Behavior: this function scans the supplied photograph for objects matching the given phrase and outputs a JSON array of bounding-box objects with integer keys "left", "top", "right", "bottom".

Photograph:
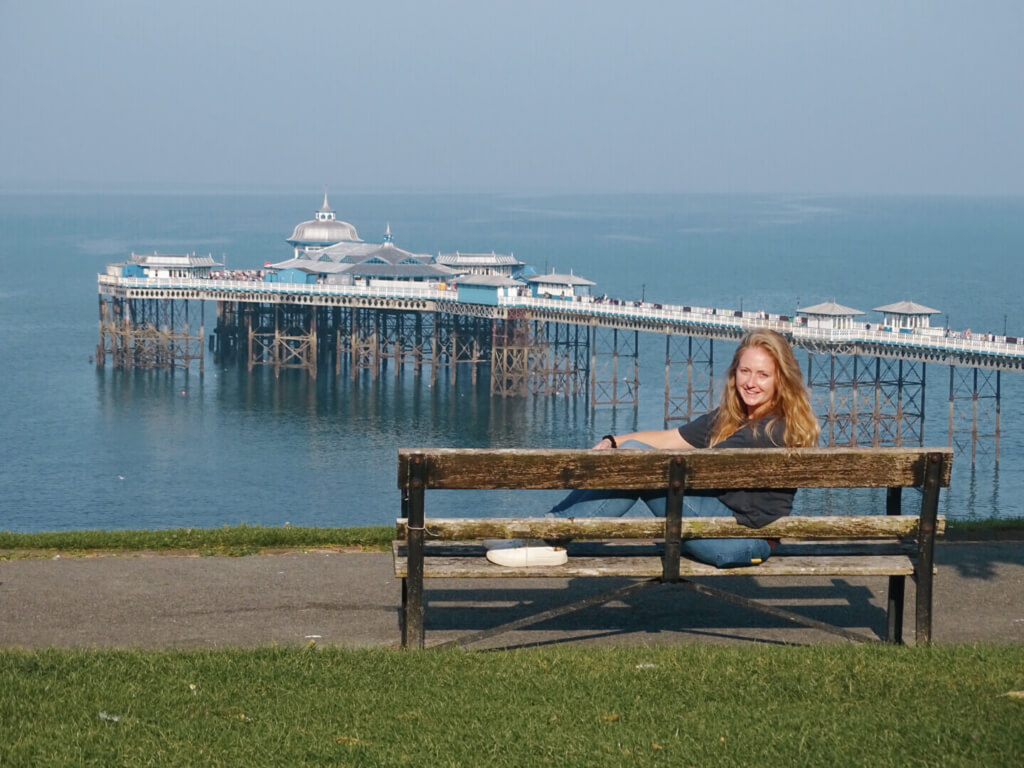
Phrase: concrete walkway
[{"left": 2, "top": 541, "right": 1022, "bottom": 650}]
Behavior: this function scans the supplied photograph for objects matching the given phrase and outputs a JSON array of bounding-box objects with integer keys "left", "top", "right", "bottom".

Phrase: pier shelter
[
  {"left": 455, "top": 275, "right": 524, "bottom": 305},
  {"left": 797, "top": 301, "right": 864, "bottom": 330},
  {"left": 874, "top": 301, "right": 941, "bottom": 333},
  {"left": 526, "top": 271, "right": 596, "bottom": 298}
]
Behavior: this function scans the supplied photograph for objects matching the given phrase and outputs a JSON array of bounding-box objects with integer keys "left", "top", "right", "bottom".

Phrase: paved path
[{"left": 2, "top": 541, "right": 1022, "bottom": 650}]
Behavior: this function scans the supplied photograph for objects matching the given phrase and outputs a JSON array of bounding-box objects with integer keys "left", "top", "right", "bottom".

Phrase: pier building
[
  {"left": 108, "top": 251, "right": 221, "bottom": 280},
  {"left": 268, "top": 227, "right": 459, "bottom": 287},
  {"left": 436, "top": 251, "right": 526, "bottom": 279},
  {"left": 526, "top": 271, "right": 597, "bottom": 298},
  {"left": 873, "top": 301, "right": 941, "bottom": 332},
  {"left": 797, "top": 301, "right": 863, "bottom": 330},
  {"left": 95, "top": 197, "right": 1024, "bottom": 465},
  {"left": 286, "top": 190, "right": 362, "bottom": 258}
]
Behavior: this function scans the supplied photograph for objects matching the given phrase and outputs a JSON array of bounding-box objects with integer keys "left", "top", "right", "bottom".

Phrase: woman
[{"left": 486, "top": 328, "right": 821, "bottom": 568}]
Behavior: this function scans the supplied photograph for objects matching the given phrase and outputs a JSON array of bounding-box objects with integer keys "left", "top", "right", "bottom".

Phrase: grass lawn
[
  {"left": 1, "top": 522, "right": 1023, "bottom": 765},
  {"left": 2, "top": 645, "right": 1023, "bottom": 767},
  {"left": 0, "top": 525, "right": 394, "bottom": 558}
]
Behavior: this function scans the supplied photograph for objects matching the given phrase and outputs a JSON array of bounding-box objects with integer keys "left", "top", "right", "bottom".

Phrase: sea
[{"left": 1, "top": 191, "right": 1023, "bottom": 533}]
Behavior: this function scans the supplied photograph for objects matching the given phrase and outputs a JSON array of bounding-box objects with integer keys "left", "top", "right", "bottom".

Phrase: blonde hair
[{"left": 710, "top": 328, "right": 821, "bottom": 448}]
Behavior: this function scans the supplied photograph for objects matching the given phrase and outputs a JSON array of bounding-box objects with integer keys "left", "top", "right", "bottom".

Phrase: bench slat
[
  {"left": 393, "top": 549, "right": 917, "bottom": 579},
  {"left": 396, "top": 515, "right": 944, "bottom": 540},
  {"left": 398, "top": 447, "right": 952, "bottom": 490}
]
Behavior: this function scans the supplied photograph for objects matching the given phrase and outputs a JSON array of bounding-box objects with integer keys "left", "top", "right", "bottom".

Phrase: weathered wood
[
  {"left": 663, "top": 458, "right": 686, "bottom": 582},
  {"left": 402, "top": 456, "right": 427, "bottom": 649},
  {"left": 915, "top": 449, "right": 945, "bottom": 645},
  {"left": 397, "top": 447, "right": 953, "bottom": 491},
  {"left": 395, "top": 515, "right": 945, "bottom": 541},
  {"left": 389, "top": 540, "right": 913, "bottom": 561},
  {"left": 393, "top": 539, "right": 916, "bottom": 559},
  {"left": 392, "top": 549, "right": 917, "bottom": 579}
]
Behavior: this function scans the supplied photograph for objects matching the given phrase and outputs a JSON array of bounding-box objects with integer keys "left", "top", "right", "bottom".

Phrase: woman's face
[{"left": 734, "top": 346, "right": 777, "bottom": 418}]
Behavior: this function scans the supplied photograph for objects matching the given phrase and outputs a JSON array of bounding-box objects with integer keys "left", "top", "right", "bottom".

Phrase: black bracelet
[{"left": 601, "top": 434, "right": 618, "bottom": 448}]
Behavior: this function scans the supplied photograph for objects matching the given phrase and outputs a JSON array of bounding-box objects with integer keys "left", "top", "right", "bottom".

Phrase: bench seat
[{"left": 393, "top": 540, "right": 920, "bottom": 579}]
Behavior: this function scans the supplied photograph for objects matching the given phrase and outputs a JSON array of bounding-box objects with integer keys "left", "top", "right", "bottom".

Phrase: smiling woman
[{"left": 486, "top": 329, "right": 822, "bottom": 569}]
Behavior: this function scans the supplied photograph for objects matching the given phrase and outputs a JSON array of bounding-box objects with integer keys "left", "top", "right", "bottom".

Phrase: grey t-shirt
[{"left": 677, "top": 409, "right": 795, "bottom": 529}]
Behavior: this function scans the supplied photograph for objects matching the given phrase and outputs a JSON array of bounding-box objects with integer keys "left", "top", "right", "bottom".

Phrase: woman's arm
[{"left": 594, "top": 429, "right": 696, "bottom": 450}]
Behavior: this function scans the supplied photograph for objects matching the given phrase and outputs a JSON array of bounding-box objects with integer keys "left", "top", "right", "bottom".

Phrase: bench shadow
[{"left": 421, "top": 576, "right": 890, "bottom": 648}]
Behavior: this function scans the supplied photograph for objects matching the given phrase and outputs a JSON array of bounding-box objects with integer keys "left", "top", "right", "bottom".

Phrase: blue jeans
[{"left": 547, "top": 440, "right": 773, "bottom": 568}]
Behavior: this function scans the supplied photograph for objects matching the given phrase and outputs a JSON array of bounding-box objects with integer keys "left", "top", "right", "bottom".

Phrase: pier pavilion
[
  {"left": 797, "top": 301, "right": 864, "bottom": 330},
  {"left": 874, "top": 301, "right": 942, "bottom": 332},
  {"left": 268, "top": 226, "right": 460, "bottom": 287},
  {"left": 285, "top": 190, "right": 362, "bottom": 258}
]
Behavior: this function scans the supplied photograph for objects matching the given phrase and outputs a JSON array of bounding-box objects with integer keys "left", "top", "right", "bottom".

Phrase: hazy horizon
[{"left": 2, "top": 1, "right": 1022, "bottom": 196}]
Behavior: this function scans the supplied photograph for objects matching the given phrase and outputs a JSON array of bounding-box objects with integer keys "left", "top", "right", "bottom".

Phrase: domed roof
[
  {"left": 287, "top": 219, "right": 361, "bottom": 246},
  {"left": 286, "top": 191, "right": 362, "bottom": 246}
]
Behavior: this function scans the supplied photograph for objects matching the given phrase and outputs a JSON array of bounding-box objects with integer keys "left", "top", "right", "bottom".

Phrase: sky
[{"left": 1, "top": 0, "right": 1022, "bottom": 195}]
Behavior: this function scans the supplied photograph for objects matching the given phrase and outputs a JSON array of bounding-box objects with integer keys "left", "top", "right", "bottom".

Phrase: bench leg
[
  {"left": 886, "top": 575, "right": 905, "bottom": 644},
  {"left": 915, "top": 567, "right": 934, "bottom": 645},
  {"left": 402, "top": 457, "right": 427, "bottom": 650},
  {"left": 913, "top": 451, "right": 945, "bottom": 646},
  {"left": 401, "top": 576, "right": 425, "bottom": 650}
]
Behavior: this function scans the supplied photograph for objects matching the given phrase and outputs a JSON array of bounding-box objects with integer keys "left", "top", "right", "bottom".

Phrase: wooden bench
[{"left": 395, "top": 447, "right": 952, "bottom": 649}]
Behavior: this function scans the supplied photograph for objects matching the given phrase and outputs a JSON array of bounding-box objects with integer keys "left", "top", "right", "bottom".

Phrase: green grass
[
  {"left": 2, "top": 645, "right": 1023, "bottom": 767},
  {"left": 0, "top": 524, "right": 393, "bottom": 558},
  {"left": 946, "top": 517, "right": 1024, "bottom": 539}
]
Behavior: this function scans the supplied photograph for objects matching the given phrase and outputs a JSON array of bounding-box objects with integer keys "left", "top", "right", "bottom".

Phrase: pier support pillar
[
  {"left": 949, "top": 366, "right": 1001, "bottom": 466},
  {"left": 247, "top": 303, "right": 316, "bottom": 377},
  {"left": 664, "top": 334, "right": 714, "bottom": 428},
  {"left": 530, "top": 321, "right": 587, "bottom": 396},
  {"left": 96, "top": 295, "right": 203, "bottom": 372},
  {"left": 807, "top": 352, "right": 925, "bottom": 448},
  {"left": 590, "top": 326, "right": 640, "bottom": 409},
  {"left": 490, "top": 311, "right": 535, "bottom": 397}
]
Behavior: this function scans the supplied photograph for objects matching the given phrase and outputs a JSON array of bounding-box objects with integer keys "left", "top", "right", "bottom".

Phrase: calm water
[{"left": 1, "top": 192, "right": 1023, "bottom": 532}]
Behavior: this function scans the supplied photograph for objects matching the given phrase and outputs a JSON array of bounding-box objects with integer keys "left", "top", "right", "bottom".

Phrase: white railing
[
  {"left": 98, "top": 274, "right": 449, "bottom": 301},
  {"left": 97, "top": 274, "right": 1024, "bottom": 361},
  {"left": 503, "top": 295, "right": 1024, "bottom": 358}
]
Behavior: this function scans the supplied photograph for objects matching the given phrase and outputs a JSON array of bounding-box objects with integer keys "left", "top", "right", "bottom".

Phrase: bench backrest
[{"left": 398, "top": 447, "right": 952, "bottom": 491}]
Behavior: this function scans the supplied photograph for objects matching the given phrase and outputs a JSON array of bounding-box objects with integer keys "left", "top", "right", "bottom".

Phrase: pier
[{"left": 96, "top": 274, "right": 1022, "bottom": 464}]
